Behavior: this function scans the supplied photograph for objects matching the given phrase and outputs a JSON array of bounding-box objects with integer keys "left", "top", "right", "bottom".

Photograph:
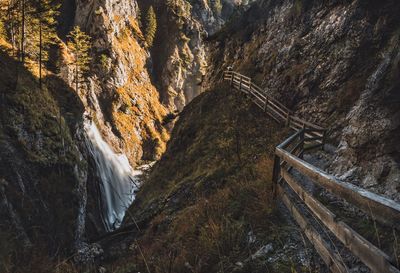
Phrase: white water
[{"left": 84, "top": 121, "right": 141, "bottom": 231}]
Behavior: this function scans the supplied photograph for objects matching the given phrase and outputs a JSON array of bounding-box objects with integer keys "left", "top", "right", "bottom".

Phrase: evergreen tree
[
  {"left": 3, "top": 0, "right": 21, "bottom": 55},
  {"left": 2, "top": 0, "right": 59, "bottom": 70},
  {"left": 31, "top": 0, "right": 60, "bottom": 87},
  {"left": 212, "top": 0, "right": 222, "bottom": 15},
  {"left": 145, "top": 6, "right": 157, "bottom": 48},
  {"left": 67, "top": 26, "right": 91, "bottom": 94}
]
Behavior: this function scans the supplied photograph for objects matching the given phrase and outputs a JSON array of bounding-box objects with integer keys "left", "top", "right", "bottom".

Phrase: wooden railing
[{"left": 223, "top": 70, "right": 400, "bottom": 273}]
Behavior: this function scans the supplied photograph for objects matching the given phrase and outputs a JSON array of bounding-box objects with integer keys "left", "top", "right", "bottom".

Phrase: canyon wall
[{"left": 205, "top": 0, "right": 400, "bottom": 200}]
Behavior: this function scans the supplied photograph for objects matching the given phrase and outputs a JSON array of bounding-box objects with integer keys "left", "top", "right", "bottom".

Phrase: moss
[
  {"left": 107, "top": 21, "right": 169, "bottom": 163},
  {"left": 0, "top": 40, "right": 85, "bottom": 271},
  {"left": 108, "top": 84, "right": 302, "bottom": 273}
]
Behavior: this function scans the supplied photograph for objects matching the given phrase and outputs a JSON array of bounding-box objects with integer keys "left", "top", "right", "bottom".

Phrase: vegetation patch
[{"left": 98, "top": 84, "right": 318, "bottom": 273}]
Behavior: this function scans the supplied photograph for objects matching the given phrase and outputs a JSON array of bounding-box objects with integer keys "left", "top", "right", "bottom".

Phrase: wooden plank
[
  {"left": 267, "top": 104, "right": 287, "bottom": 121},
  {"left": 241, "top": 78, "right": 251, "bottom": 85},
  {"left": 277, "top": 129, "right": 304, "bottom": 149},
  {"left": 250, "top": 88, "right": 267, "bottom": 101},
  {"left": 268, "top": 99, "right": 288, "bottom": 117},
  {"left": 290, "top": 140, "right": 304, "bottom": 155},
  {"left": 303, "top": 143, "right": 324, "bottom": 151},
  {"left": 290, "top": 124, "right": 303, "bottom": 132},
  {"left": 281, "top": 170, "right": 400, "bottom": 273},
  {"left": 233, "top": 78, "right": 242, "bottom": 85},
  {"left": 269, "top": 97, "right": 291, "bottom": 114},
  {"left": 290, "top": 119, "right": 303, "bottom": 128},
  {"left": 224, "top": 72, "right": 233, "bottom": 77},
  {"left": 305, "top": 130, "right": 324, "bottom": 138},
  {"left": 304, "top": 133, "right": 323, "bottom": 142},
  {"left": 281, "top": 140, "right": 304, "bottom": 169},
  {"left": 291, "top": 116, "right": 324, "bottom": 131},
  {"left": 276, "top": 148, "right": 400, "bottom": 228},
  {"left": 253, "top": 99, "right": 265, "bottom": 110},
  {"left": 251, "top": 87, "right": 267, "bottom": 99},
  {"left": 238, "top": 74, "right": 251, "bottom": 81},
  {"left": 252, "top": 84, "right": 265, "bottom": 94},
  {"left": 240, "top": 85, "right": 251, "bottom": 93},
  {"left": 278, "top": 185, "right": 348, "bottom": 273},
  {"left": 305, "top": 136, "right": 324, "bottom": 142},
  {"left": 267, "top": 111, "right": 283, "bottom": 124}
]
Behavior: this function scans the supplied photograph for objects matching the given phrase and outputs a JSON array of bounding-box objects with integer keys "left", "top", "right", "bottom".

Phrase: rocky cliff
[
  {"left": 0, "top": 0, "right": 172, "bottom": 270},
  {"left": 206, "top": 0, "right": 400, "bottom": 200},
  {"left": 0, "top": 38, "right": 91, "bottom": 271},
  {"left": 0, "top": 0, "right": 399, "bottom": 272},
  {"left": 67, "top": 0, "right": 169, "bottom": 164},
  {"left": 138, "top": 0, "right": 255, "bottom": 111}
]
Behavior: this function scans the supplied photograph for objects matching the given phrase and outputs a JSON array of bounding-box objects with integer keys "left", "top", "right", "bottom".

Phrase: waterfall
[{"left": 84, "top": 121, "right": 140, "bottom": 231}]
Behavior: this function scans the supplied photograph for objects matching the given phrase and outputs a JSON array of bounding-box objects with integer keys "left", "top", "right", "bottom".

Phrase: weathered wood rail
[{"left": 223, "top": 70, "right": 400, "bottom": 273}]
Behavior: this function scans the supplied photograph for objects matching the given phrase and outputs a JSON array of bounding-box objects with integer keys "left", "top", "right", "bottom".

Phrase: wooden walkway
[{"left": 223, "top": 70, "right": 400, "bottom": 273}]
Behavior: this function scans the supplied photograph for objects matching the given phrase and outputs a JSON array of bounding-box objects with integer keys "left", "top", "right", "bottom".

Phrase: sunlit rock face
[
  {"left": 65, "top": 0, "right": 168, "bottom": 165},
  {"left": 205, "top": 0, "right": 400, "bottom": 199},
  {"left": 138, "top": 0, "right": 256, "bottom": 111}
]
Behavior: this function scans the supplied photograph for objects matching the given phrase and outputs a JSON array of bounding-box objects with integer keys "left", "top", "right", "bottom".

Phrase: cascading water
[{"left": 84, "top": 120, "right": 141, "bottom": 231}]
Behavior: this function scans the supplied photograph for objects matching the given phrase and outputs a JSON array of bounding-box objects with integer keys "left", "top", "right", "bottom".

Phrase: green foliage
[
  {"left": 212, "top": 0, "right": 223, "bottom": 15},
  {"left": 67, "top": 26, "right": 91, "bottom": 92},
  {"left": 99, "top": 53, "right": 109, "bottom": 70},
  {"left": 1, "top": 0, "right": 60, "bottom": 63},
  {"left": 145, "top": 6, "right": 157, "bottom": 48}
]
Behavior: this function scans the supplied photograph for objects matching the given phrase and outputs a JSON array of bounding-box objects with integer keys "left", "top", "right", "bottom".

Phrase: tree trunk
[
  {"left": 39, "top": 21, "right": 42, "bottom": 88},
  {"left": 20, "top": 0, "right": 25, "bottom": 63},
  {"left": 7, "top": 0, "right": 16, "bottom": 56},
  {"left": 75, "top": 63, "right": 79, "bottom": 93}
]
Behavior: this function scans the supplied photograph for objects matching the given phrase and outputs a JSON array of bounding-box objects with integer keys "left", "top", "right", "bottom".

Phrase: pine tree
[
  {"left": 213, "top": 0, "right": 222, "bottom": 15},
  {"left": 145, "top": 6, "right": 157, "bottom": 48},
  {"left": 67, "top": 26, "right": 91, "bottom": 94},
  {"left": 3, "top": 0, "right": 22, "bottom": 56},
  {"left": 2, "top": 0, "right": 59, "bottom": 72},
  {"left": 31, "top": 0, "right": 60, "bottom": 87}
]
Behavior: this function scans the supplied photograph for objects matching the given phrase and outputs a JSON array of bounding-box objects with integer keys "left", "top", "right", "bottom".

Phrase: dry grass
[{"left": 104, "top": 85, "right": 295, "bottom": 273}]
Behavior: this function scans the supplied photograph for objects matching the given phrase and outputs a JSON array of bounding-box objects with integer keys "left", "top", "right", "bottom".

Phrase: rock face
[
  {"left": 137, "top": 0, "right": 254, "bottom": 111},
  {"left": 205, "top": 0, "right": 400, "bottom": 199},
  {"left": 65, "top": 0, "right": 169, "bottom": 164},
  {"left": 0, "top": 47, "right": 91, "bottom": 267}
]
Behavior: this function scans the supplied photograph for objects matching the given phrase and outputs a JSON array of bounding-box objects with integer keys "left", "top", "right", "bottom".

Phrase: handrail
[{"left": 223, "top": 70, "right": 400, "bottom": 273}]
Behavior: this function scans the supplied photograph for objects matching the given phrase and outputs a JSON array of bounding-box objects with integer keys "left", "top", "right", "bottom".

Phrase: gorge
[{"left": 0, "top": 0, "right": 399, "bottom": 273}]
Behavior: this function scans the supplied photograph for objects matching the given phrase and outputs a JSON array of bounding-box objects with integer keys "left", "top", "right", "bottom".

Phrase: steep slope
[
  {"left": 101, "top": 85, "right": 326, "bottom": 273},
  {"left": 137, "top": 0, "right": 256, "bottom": 111},
  {"left": 0, "top": 0, "right": 172, "bottom": 270},
  {"left": 206, "top": 0, "right": 400, "bottom": 199},
  {"left": 0, "top": 41, "right": 90, "bottom": 272},
  {"left": 66, "top": 0, "right": 169, "bottom": 164}
]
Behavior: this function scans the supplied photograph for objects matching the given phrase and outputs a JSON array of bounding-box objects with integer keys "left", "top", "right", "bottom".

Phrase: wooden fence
[{"left": 223, "top": 70, "right": 400, "bottom": 273}]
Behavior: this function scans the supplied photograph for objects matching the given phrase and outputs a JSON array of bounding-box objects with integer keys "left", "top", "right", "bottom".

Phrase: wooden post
[
  {"left": 286, "top": 111, "right": 291, "bottom": 127},
  {"left": 322, "top": 130, "right": 327, "bottom": 150},
  {"left": 230, "top": 72, "right": 234, "bottom": 86},
  {"left": 272, "top": 154, "right": 281, "bottom": 199},
  {"left": 300, "top": 127, "right": 305, "bottom": 159},
  {"left": 264, "top": 96, "right": 269, "bottom": 112}
]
